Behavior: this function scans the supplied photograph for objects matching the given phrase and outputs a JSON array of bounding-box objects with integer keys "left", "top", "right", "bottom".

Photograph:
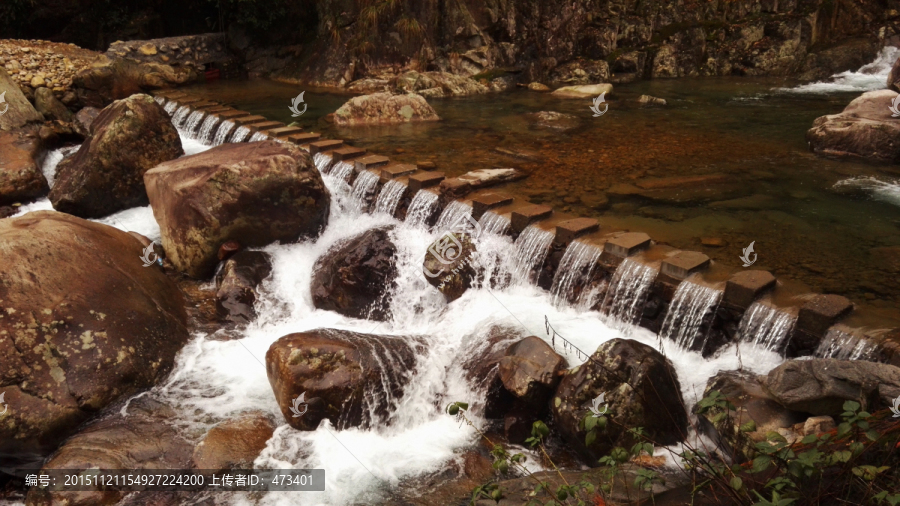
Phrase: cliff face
[{"left": 268, "top": 0, "right": 897, "bottom": 86}]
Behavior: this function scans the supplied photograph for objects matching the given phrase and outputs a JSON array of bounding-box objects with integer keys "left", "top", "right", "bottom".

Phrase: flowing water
[
  {"left": 349, "top": 171, "right": 380, "bottom": 213},
  {"left": 405, "top": 190, "right": 439, "bottom": 228},
  {"left": 737, "top": 302, "right": 797, "bottom": 353},
  {"left": 212, "top": 120, "right": 235, "bottom": 145},
  {"left": 314, "top": 152, "right": 334, "bottom": 173},
  {"left": 170, "top": 105, "right": 191, "bottom": 128},
  {"left": 330, "top": 161, "right": 355, "bottom": 182},
  {"left": 600, "top": 258, "right": 658, "bottom": 333},
  {"left": 659, "top": 281, "right": 723, "bottom": 350},
  {"left": 550, "top": 241, "right": 603, "bottom": 306},
  {"left": 778, "top": 46, "right": 900, "bottom": 94},
  {"left": 815, "top": 327, "right": 880, "bottom": 361},
  {"left": 249, "top": 131, "right": 269, "bottom": 142},
  {"left": 196, "top": 115, "right": 221, "bottom": 143},
  {"left": 40, "top": 145, "right": 78, "bottom": 188},
  {"left": 163, "top": 101, "right": 178, "bottom": 115},
  {"left": 434, "top": 201, "right": 473, "bottom": 231},
  {"left": 229, "top": 126, "right": 251, "bottom": 143},
  {"left": 511, "top": 225, "right": 555, "bottom": 285},
  {"left": 182, "top": 110, "right": 207, "bottom": 136},
  {"left": 154, "top": 96, "right": 166, "bottom": 105},
  {"left": 478, "top": 211, "right": 511, "bottom": 236},
  {"left": 373, "top": 179, "right": 407, "bottom": 217}
]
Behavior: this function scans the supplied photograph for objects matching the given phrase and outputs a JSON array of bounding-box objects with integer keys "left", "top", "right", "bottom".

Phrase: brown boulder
[
  {"left": 0, "top": 67, "right": 43, "bottom": 131},
  {"left": 145, "top": 140, "right": 330, "bottom": 278},
  {"left": 34, "top": 87, "right": 73, "bottom": 122},
  {"left": 0, "top": 211, "right": 190, "bottom": 469},
  {"left": 49, "top": 93, "right": 183, "bottom": 218},
  {"left": 215, "top": 250, "right": 273, "bottom": 325},
  {"left": 74, "top": 106, "right": 101, "bottom": 131},
  {"left": 888, "top": 56, "right": 900, "bottom": 92},
  {"left": 333, "top": 92, "right": 440, "bottom": 126},
  {"left": 498, "top": 336, "right": 566, "bottom": 406},
  {"left": 311, "top": 227, "right": 397, "bottom": 320},
  {"left": 192, "top": 411, "right": 276, "bottom": 471},
  {"left": 0, "top": 130, "right": 48, "bottom": 205},
  {"left": 806, "top": 89, "right": 900, "bottom": 164},
  {"left": 266, "top": 329, "right": 422, "bottom": 430},
  {"left": 423, "top": 231, "right": 477, "bottom": 302}
]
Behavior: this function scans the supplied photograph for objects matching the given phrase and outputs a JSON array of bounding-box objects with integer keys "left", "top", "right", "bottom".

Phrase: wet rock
[
  {"left": 439, "top": 168, "right": 526, "bottom": 200},
  {"left": 0, "top": 67, "right": 44, "bottom": 131},
  {"left": 790, "top": 294, "right": 854, "bottom": 355},
  {"left": 459, "top": 326, "right": 524, "bottom": 419},
  {"left": 638, "top": 95, "right": 667, "bottom": 106},
  {"left": 49, "top": 93, "right": 183, "bottom": 218},
  {"left": 333, "top": 92, "right": 440, "bottom": 126},
  {"left": 25, "top": 397, "right": 192, "bottom": 506},
  {"left": 551, "top": 83, "right": 612, "bottom": 99},
  {"left": 0, "top": 130, "right": 48, "bottom": 205},
  {"left": 0, "top": 211, "right": 189, "bottom": 469},
  {"left": 888, "top": 56, "right": 900, "bottom": 92},
  {"left": 807, "top": 89, "right": 900, "bottom": 164},
  {"left": 192, "top": 411, "right": 276, "bottom": 471},
  {"left": 498, "top": 336, "right": 566, "bottom": 408},
  {"left": 74, "top": 106, "right": 101, "bottom": 131},
  {"left": 145, "top": 140, "right": 329, "bottom": 278},
  {"left": 266, "top": 328, "right": 422, "bottom": 430},
  {"left": 764, "top": 358, "right": 900, "bottom": 416},
  {"left": 346, "top": 78, "right": 391, "bottom": 93},
  {"left": 552, "top": 338, "right": 688, "bottom": 464},
  {"left": 215, "top": 250, "right": 273, "bottom": 325},
  {"left": 722, "top": 270, "right": 776, "bottom": 310},
  {"left": 549, "top": 59, "right": 610, "bottom": 86},
  {"left": 801, "top": 415, "right": 836, "bottom": 436},
  {"left": 33, "top": 87, "right": 73, "bottom": 122},
  {"left": 395, "top": 71, "right": 489, "bottom": 97},
  {"left": 423, "top": 232, "right": 477, "bottom": 302},
  {"left": 311, "top": 226, "right": 397, "bottom": 320},
  {"left": 527, "top": 111, "right": 580, "bottom": 131},
  {"left": 73, "top": 57, "right": 198, "bottom": 107},
  {"left": 527, "top": 82, "right": 550, "bottom": 92},
  {"left": 579, "top": 192, "right": 609, "bottom": 210}
]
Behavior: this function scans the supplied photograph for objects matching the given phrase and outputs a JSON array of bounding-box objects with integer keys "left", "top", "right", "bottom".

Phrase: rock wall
[{"left": 106, "top": 33, "right": 232, "bottom": 72}]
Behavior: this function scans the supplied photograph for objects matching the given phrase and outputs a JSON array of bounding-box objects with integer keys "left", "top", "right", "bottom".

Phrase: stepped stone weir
[
  {"left": 511, "top": 204, "right": 553, "bottom": 233},
  {"left": 660, "top": 251, "right": 711, "bottom": 281},
  {"left": 554, "top": 218, "right": 599, "bottom": 246},
  {"left": 512, "top": 225, "right": 555, "bottom": 285},
  {"left": 603, "top": 232, "right": 651, "bottom": 259},
  {"left": 407, "top": 171, "right": 445, "bottom": 193},
  {"left": 471, "top": 193, "right": 514, "bottom": 220},
  {"left": 660, "top": 281, "right": 723, "bottom": 350},
  {"left": 551, "top": 241, "right": 603, "bottom": 306},
  {"left": 601, "top": 257, "right": 659, "bottom": 333},
  {"left": 405, "top": 190, "right": 440, "bottom": 227},
  {"left": 355, "top": 155, "right": 391, "bottom": 174}
]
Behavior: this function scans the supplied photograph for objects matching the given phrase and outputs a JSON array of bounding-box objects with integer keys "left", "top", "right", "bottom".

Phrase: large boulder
[
  {"left": 0, "top": 212, "right": 189, "bottom": 469},
  {"left": 145, "top": 140, "right": 330, "bottom": 278},
  {"left": 887, "top": 56, "right": 900, "bottom": 93},
  {"left": 498, "top": 336, "right": 566, "bottom": 407},
  {"left": 73, "top": 57, "right": 199, "bottom": 108},
  {"left": 215, "top": 250, "right": 273, "bottom": 325},
  {"left": 49, "top": 93, "right": 183, "bottom": 218},
  {"left": 266, "top": 329, "right": 423, "bottom": 430},
  {"left": 311, "top": 227, "right": 397, "bottom": 321},
  {"left": 333, "top": 92, "right": 440, "bottom": 126},
  {"left": 192, "top": 411, "right": 276, "bottom": 471},
  {"left": 551, "top": 339, "right": 688, "bottom": 464},
  {"left": 764, "top": 358, "right": 900, "bottom": 416},
  {"left": 423, "top": 231, "right": 477, "bottom": 302},
  {"left": 34, "top": 87, "right": 73, "bottom": 122},
  {"left": 0, "top": 67, "right": 43, "bottom": 131},
  {"left": 551, "top": 83, "right": 613, "bottom": 99},
  {"left": 806, "top": 89, "right": 900, "bottom": 164},
  {"left": 0, "top": 130, "right": 48, "bottom": 205}
]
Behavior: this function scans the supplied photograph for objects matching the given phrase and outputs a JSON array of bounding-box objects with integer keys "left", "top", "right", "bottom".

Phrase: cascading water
[
  {"left": 314, "top": 153, "right": 334, "bottom": 173},
  {"left": 196, "top": 115, "right": 221, "bottom": 143},
  {"left": 511, "top": 225, "right": 555, "bottom": 285},
  {"left": 40, "top": 145, "right": 78, "bottom": 188},
  {"left": 405, "top": 190, "right": 439, "bottom": 228},
  {"left": 659, "top": 281, "right": 723, "bottom": 350},
  {"left": 737, "top": 302, "right": 796, "bottom": 353},
  {"left": 435, "top": 201, "right": 473, "bottom": 231},
  {"left": 550, "top": 241, "right": 602, "bottom": 306},
  {"left": 249, "top": 131, "right": 269, "bottom": 142},
  {"left": 164, "top": 101, "right": 178, "bottom": 115},
  {"left": 212, "top": 120, "right": 235, "bottom": 146},
  {"left": 154, "top": 96, "right": 166, "bottom": 105},
  {"left": 330, "top": 161, "right": 355, "bottom": 182},
  {"left": 478, "top": 211, "right": 510, "bottom": 236},
  {"left": 373, "top": 180, "right": 406, "bottom": 217},
  {"left": 815, "top": 328, "right": 879, "bottom": 361},
  {"left": 600, "top": 258, "right": 658, "bottom": 332},
  {"left": 229, "top": 126, "right": 251, "bottom": 143},
  {"left": 181, "top": 110, "right": 207, "bottom": 137},
  {"left": 349, "top": 171, "right": 380, "bottom": 212},
  {"left": 170, "top": 106, "right": 191, "bottom": 128}
]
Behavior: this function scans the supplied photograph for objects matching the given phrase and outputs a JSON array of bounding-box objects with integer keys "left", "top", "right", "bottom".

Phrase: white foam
[
  {"left": 779, "top": 46, "right": 900, "bottom": 94},
  {"left": 834, "top": 176, "right": 900, "bottom": 207}
]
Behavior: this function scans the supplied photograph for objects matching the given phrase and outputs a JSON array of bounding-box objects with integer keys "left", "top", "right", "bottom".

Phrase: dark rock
[
  {"left": 888, "top": 56, "right": 900, "bottom": 92},
  {"left": 722, "top": 270, "right": 776, "bottom": 310},
  {"left": 0, "top": 129, "right": 48, "bottom": 205},
  {"left": 217, "top": 240, "right": 242, "bottom": 261},
  {"left": 49, "top": 93, "right": 183, "bottom": 218},
  {"left": 145, "top": 140, "right": 329, "bottom": 278},
  {"left": 33, "top": 87, "right": 73, "bottom": 122},
  {"left": 807, "top": 90, "right": 900, "bottom": 164},
  {"left": 764, "top": 358, "right": 900, "bottom": 416},
  {"left": 549, "top": 59, "right": 610, "bottom": 86},
  {"left": 790, "top": 294, "right": 853, "bottom": 354},
  {"left": 459, "top": 326, "right": 524, "bottom": 419},
  {"left": 551, "top": 338, "right": 688, "bottom": 464},
  {"left": 73, "top": 57, "right": 199, "bottom": 108},
  {"left": 311, "top": 227, "right": 397, "bottom": 321},
  {"left": 498, "top": 336, "right": 566, "bottom": 408},
  {"left": 0, "top": 212, "right": 189, "bottom": 469},
  {"left": 266, "top": 329, "right": 422, "bottom": 430},
  {"left": 423, "top": 232, "right": 477, "bottom": 302},
  {"left": 74, "top": 106, "right": 101, "bottom": 131},
  {"left": 215, "top": 251, "right": 273, "bottom": 325},
  {"left": 0, "top": 67, "right": 43, "bottom": 131},
  {"left": 192, "top": 411, "right": 276, "bottom": 471}
]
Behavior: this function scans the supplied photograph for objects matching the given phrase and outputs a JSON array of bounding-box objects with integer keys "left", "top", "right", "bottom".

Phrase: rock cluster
[
  {"left": 0, "top": 39, "right": 96, "bottom": 103},
  {"left": 106, "top": 33, "right": 230, "bottom": 72}
]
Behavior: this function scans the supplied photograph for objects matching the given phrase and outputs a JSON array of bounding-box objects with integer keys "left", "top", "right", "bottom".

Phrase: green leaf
[
  {"left": 842, "top": 400, "right": 860, "bottom": 413},
  {"left": 730, "top": 476, "right": 743, "bottom": 491},
  {"left": 751, "top": 455, "right": 772, "bottom": 473},
  {"left": 800, "top": 434, "right": 818, "bottom": 445},
  {"left": 532, "top": 420, "right": 550, "bottom": 438},
  {"left": 866, "top": 429, "right": 880, "bottom": 441},
  {"left": 585, "top": 430, "right": 597, "bottom": 447},
  {"left": 584, "top": 415, "right": 598, "bottom": 432},
  {"left": 556, "top": 488, "right": 568, "bottom": 501},
  {"left": 740, "top": 420, "right": 757, "bottom": 433}
]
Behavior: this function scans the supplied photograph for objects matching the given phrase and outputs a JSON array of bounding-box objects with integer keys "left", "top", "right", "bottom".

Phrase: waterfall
[
  {"left": 154, "top": 96, "right": 166, "bottom": 105},
  {"left": 511, "top": 225, "right": 555, "bottom": 285},
  {"left": 249, "top": 131, "right": 269, "bottom": 142},
  {"left": 478, "top": 211, "right": 510, "bottom": 236},
  {"left": 550, "top": 241, "right": 602, "bottom": 306},
  {"left": 737, "top": 302, "right": 796, "bottom": 353},
  {"left": 196, "top": 115, "right": 221, "bottom": 142},
  {"left": 229, "top": 126, "right": 251, "bottom": 143},
  {"left": 815, "top": 328, "right": 879, "bottom": 361},
  {"left": 350, "top": 171, "right": 380, "bottom": 212},
  {"left": 314, "top": 153, "right": 334, "bottom": 173},
  {"left": 212, "top": 120, "right": 235, "bottom": 146},
  {"left": 330, "top": 161, "right": 355, "bottom": 182},
  {"left": 373, "top": 180, "right": 406, "bottom": 217},
  {"left": 659, "top": 281, "right": 723, "bottom": 350},
  {"left": 601, "top": 258, "right": 658, "bottom": 331},
  {"left": 181, "top": 110, "right": 207, "bottom": 137},
  {"left": 405, "top": 190, "right": 439, "bottom": 228},
  {"left": 435, "top": 201, "right": 473, "bottom": 231},
  {"left": 171, "top": 106, "right": 191, "bottom": 128},
  {"left": 41, "top": 145, "right": 78, "bottom": 188},
  {"left": 164, "top": 101, "right": 178, "bottom": 115}
]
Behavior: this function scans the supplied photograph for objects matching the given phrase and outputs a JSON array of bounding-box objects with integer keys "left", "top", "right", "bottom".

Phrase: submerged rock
[
  {"left": 266, "top": 329, "right": 423, "bottom": 430},
  {"left": 333, "top": 92, "right": 440, "bottom": 126},
  {"left": 192, "top": 411, "right": 276, "bottom": 471},
  {"left": 0, "top": 129, "right": 48, "bottom": 205},
  {"left": 527, "top": 82, "right": 551, "bottom": 92},
  {"left": 0, "top": 212, "right": 189, "bottom": 469},
  {"left": 145, "top": 140, "right": 330, "bottom": 278},
  {"left": 527, "top": 110, "right": 580, "bottom": 131},
  {"left": 638, "top": 95, "right": 667, "bottom": 106},
  {"left": 551, "top": 338, "right": 688, "bottom": 464},
  {"left": 215, "top": 250, "right": 273, "bottom": 325},
  {"left": 49, "top": 93, "right": 183, "bottom": 218},
  {"left": 551, "top": 83, "right": 613, "bottom": 99},
  {"left": 311, "top": 226, "right": 398, "bottom": 320},
  {"left": 807, "top": 89, "right": 900, "bottom": 164},
  {"left": 0, "top": 67, "right": 43, "bottom": 131}
]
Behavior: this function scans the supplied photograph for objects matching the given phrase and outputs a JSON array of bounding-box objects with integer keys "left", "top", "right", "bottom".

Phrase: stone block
[
  {"left": 660, "top": 251, "right": 710, "bottom": 280},
  {"left": 232, "top": 115, "right": 270, "bottom": 126},
  {"left": 286, "top": 133, "right": 321, "bottom": 145},
  {"left": 723, "top": 270, "right": 776, "bottom": 309},
  {"left": 796, "top": 294, "right": 854, "bottom": 338},
  {"left": 216, "top": 110, "right": 252, "bottom": 120},
  {"left": 407, "top": 171, "right": 445, "bottom": 193},
  {"left": 471, "top": 193, "right": 513, "bottom": 220},
  {"left": 355, "top": 155, "right": 391, "bottom": 173},
  {"left": 264, "top": 126, "right": 304, "bottom": 138},
  {"left": 380, "top": 163, "right": 417, "bottom": 181},
  {"left": 603, "top": 232, "right": 651, "bottom": 258},
  {"left": 554, "top": 218, "right": 599, "bottom": 246},
  {"left": 331, "top": 146, "right": 367, "bottom": 162},
  {"left": 510, "top": 204, "right": 553, "bottom": 233},
  {"left": 308, "top": 140, "right": 344, "bottom": 155}
]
